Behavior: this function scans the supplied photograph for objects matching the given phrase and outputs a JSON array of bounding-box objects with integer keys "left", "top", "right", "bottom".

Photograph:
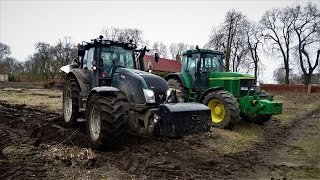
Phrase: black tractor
[{"left": 61, "top": 36, "right": 211, "bottom": 149}]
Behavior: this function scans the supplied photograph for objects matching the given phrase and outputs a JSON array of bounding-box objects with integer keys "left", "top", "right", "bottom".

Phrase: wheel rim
[
  {"left": 89, "top": 106, "right": 101, "bottom": 141},
  {"left": 208, "top": 99, "right": 225, "bottom": 123},
  {"left": 64, "top": 89, "right": 72, "bottom": 122}
]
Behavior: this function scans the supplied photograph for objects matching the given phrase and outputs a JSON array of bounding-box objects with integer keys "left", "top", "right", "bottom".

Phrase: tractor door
[
  {"left": 194, "top": 54, "right": 213, "bottom": 90},
  {"left": 197, "top": 53, "right": 223, "bottom": 90},
  {"left": 183, "top": 53, "right": 198, "bottom": 87},
  {"left": 82, "top": 47, "right": 96, "bottom": 87}
]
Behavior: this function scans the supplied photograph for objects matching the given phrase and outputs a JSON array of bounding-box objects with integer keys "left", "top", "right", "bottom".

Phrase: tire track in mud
[
  {"left": 1, "top": 101, "right": 319, "bottom": 179},
  {"left": 0, "top": 102, "right": 80, "bottom": 179}
]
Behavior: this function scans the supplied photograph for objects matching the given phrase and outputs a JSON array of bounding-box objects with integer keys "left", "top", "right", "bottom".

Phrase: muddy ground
[{"left": 0, "top": 98, "right": 319, "bottom": 179}]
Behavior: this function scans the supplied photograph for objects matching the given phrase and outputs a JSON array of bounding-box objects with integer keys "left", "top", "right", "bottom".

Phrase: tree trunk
[
  {"left": 225, "top": 48, "right": 231, "bottom": 72},
  {"left": 285, "top": 65, "right": 290, "bottom": 84},
  {"left": 254, "top": 62, "right": 258, "bottom": 83},
  {"left": 304, "top": 73, "right": 312, "bottom": 85}
]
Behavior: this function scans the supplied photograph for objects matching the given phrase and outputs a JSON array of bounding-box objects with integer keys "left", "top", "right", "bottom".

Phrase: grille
[{"left": 142, "top": 75, "right": 169, "bottom": 104}]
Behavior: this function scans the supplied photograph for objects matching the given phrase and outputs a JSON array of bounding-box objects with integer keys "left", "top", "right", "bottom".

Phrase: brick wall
[{"left": 261, "top": 84, "right": 320, "bottom": 93}]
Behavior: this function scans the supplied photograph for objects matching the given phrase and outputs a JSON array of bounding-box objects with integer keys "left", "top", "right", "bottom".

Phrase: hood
[{"left": 209, "top": 72, "right": 255, "bottom": 80}]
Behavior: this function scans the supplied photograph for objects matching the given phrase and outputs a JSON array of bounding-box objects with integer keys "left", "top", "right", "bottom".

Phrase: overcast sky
[{"left": 0, "top": 0, "right": 315, "bottom": 82}]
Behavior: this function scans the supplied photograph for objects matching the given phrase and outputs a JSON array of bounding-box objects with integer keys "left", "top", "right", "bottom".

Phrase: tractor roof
[
  {"left": 83, "top": 36, "right": 137, "bottom": 50},
  {"left": 182, "top": 49, "right": 224, "bottom": 55}
]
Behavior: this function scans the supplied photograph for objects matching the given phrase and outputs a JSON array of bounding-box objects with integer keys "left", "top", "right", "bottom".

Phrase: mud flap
[{"left": 157, "top": 103, "right": 211, "bottom": 137}]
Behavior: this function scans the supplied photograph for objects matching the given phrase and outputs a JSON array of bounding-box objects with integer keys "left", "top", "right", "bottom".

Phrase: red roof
[{"left": 144, "top": 55, "right": 181, "bottom": 73}]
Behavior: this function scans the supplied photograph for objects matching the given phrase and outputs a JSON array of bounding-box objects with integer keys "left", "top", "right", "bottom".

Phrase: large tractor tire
[
  {"left": 167, "top": 78, "right": 188, "bottom": 102},
  {"left": 86, "top": 93, "right": 128, "bottom": 149},
  {"left": 202, "top": 90, "right": 240, "bottom": 129},
  {"left": 63, "top": 77, "right": 80, "bottom": 127}
]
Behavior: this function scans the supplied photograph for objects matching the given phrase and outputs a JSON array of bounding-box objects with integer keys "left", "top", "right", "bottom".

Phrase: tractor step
[{"left": 188, "top": 91, "right": 196, "bottom": 101}]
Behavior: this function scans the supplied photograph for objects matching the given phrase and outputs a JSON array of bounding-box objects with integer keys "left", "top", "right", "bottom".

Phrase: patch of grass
[
  {"left": 207, "top": 93, "right": 320, "bottom": 155},
  {"left": 0, "top": 88, "right": 62, "bottom": 114},
  {"left": 274, "top": 93, "right": 320, "bottom": 124},
  {"left": 206, "top": 123, "right": 263, "bottom": 155}
]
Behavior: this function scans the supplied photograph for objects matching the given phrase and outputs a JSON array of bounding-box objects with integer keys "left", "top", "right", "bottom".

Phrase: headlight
[
  {"left": 143, "top": 89, "right": 155, "bottom": 103},
  {"left": 166, "top": 89, "right": 171, "bottom": 98},
  {"left": 240, "top": 87, "right": 248, "bottom": 91}
]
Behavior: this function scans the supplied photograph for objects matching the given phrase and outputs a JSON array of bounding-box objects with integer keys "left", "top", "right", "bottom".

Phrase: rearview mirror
[{"left": 155, "top": 53, "right": 159, "bottom": 63}]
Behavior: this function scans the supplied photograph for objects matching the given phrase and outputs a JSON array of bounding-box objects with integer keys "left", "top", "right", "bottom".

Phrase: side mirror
[
  {"left": 155, "top": 53, "right": 159, "bottom": 63},
  {"left": 187, "top": 50, "right": 192, "bottom": 57}
]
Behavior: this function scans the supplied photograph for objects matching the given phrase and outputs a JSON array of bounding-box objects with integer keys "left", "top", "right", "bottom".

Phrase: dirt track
[{"left": 0, "top": 101, "right": 319, "bottom": 179}]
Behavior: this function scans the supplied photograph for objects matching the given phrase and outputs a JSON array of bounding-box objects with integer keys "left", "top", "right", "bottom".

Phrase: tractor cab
[
  {"left": 182, "top": 48, "right": 224, "bottom": 91},
  {"left": 76, "top": 36, "right": 143, "bottom": 88}
]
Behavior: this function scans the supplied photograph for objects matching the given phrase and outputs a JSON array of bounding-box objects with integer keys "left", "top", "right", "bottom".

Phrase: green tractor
[
  {"left": 165, "top": 47, "right": 283, "bottom": 129},
  {"left": 60, "top": 36, "right": 211, "bottom": 149}
]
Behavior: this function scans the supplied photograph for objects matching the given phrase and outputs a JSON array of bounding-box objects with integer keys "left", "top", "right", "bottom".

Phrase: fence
[{"left": 261, "top": 84, "right": 320, "bottom": 94}]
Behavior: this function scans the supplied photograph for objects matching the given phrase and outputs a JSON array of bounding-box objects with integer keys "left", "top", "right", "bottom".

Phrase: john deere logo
[{"left": 159, "top": 94, "right": 163, "bottom": 100}]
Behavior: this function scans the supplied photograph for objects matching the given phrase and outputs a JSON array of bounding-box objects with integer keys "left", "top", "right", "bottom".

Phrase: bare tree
[
  {"left": 52, "top": 37, "right": 77, "bottom": 68},
  {"left": 32, "top": 42, "right": 55, "bottom": 80},
  {"left": 224, "top": 10, "right": 248, "bottom": 72},
  {"left": 103, "top": 27, "right": 145, "bottom": 47},
  {"left": 206, "top": 10, "right": 249, "bottom": 72},
  {"left": 0, "top": 42, "right": 11, "bottom": 62},
  {"left": 169, "top": 42, "right": 193, "bottom": 60},
  {"left": 205, "top": 27, "right": 225, "bottom": 50},
  {"left": 260, "top": 7, "right": 295, "bottom": 84},
  {"left": 152, "top": 41, "right": 168, "bottom": 58},
  {"left": 246, "top": 22, "right": 263, "bottom": 82},
  {"left": 169, "top": 43, "right": 178, "bottom": 59},
  {"left": 273, "top": 67, "right": 286, "bottom": 84},
  {"left": 291, "top": 3, "right": 320, "bottom": 84},
  {"left": 2, "top": 57, "right": 18, "bottom": 75}
]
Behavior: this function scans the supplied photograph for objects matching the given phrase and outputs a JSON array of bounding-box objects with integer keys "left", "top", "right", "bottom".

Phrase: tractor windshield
[
  {"left": 200, "top": 53, "right": 224, "bottom": 72},
  {"left": 182, "top": 52, "right": 224, "bottom": 74},
  {"left": 100, "top": 46, "right": 135, "bottom": 75}
]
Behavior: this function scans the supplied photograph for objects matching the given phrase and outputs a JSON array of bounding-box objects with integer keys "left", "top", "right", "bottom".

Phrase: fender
[
  {"left": 198, "top": 87, "right": 224, "bottom": 102},
  {"left": 86, "top": 86, "right": 120, "bottom": 104},
  {"left": 66, "top": 69, "right": 91, "bottom": 95},
  {"left": 165, "top": 73, "right": 187, "bottom": 88}
]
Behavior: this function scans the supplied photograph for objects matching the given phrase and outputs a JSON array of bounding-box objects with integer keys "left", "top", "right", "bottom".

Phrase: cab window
[{"left": 83, "top": 48, "right": 94, "bottom": 69}]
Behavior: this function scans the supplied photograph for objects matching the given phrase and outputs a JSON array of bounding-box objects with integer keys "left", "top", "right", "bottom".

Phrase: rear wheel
[
  {"left": 167, "top": 78, "right": 188, "bottom": 102},
  {"left": 86, "top": 93, "right": 128, "bottom": 149},
  {"left": 202, "top": 90, "right": 240, "bottom": 129},
  {"left": 62, "top": 77, "right": 80, "bottom": 127}
]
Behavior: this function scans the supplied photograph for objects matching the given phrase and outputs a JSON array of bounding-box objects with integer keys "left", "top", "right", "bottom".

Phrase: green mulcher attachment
[{"left": 239, "top": 90, "right": 283, "bottom": 124}]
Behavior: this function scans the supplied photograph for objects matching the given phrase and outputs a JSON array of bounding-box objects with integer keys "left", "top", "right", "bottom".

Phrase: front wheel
[
  {"left": 202, "top": 90, "right": 240, "bottom": 129},
  {"left": 86, "top": 93, "right": 128, "bottom": 149}
]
